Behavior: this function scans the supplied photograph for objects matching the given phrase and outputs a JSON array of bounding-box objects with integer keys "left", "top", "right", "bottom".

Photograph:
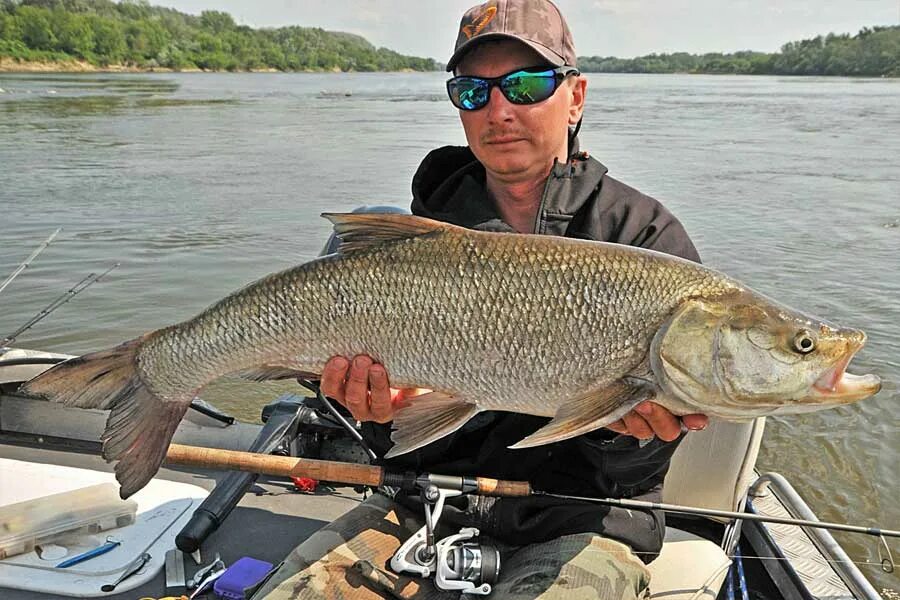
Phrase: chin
[
  {"left": 486, "top": 162, "right": 530, "bottom": 176},
  {"left": 479, "top": 154, "right": 532, "bottom": 176}
]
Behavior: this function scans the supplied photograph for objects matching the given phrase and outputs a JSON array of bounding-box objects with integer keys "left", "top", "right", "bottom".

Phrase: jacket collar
[{"left": 411, "top": 142, "right": 608, "bottom": 235}]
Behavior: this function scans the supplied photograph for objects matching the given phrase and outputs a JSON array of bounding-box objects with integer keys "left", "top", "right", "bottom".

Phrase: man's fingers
[
  {"left": 607, "top": 405, "right": 708, "bottom": 441},
  {"left": 344, "top": 355, "right": 374, "bottom": 421},
  {"left": 682, "top": 413, "right": 709, "bottom": 431},
  {"left": 635, "top": 401, "right": 681, "bottom": 442},
  {"left": 604, "top": 419, "right": 629, "bottom": 435},
  {"left": 321, "top": 356, "right": 350, "bottom": 405},
  {"left": 368, "top": 364, "right": 394, "bottom": 423},
  {"left": 621, "top": 410, "right": 654, "bottom": 440}
]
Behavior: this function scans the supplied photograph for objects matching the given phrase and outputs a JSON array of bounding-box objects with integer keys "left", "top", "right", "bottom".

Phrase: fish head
[{"left": 651, "top": 292, "right": 882, "bottom": 417}]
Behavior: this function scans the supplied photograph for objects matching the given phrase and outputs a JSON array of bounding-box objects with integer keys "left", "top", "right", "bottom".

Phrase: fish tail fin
[
  {"left": 20, "top": 334, "right": 152, "bottom": 409},
  {"left": 20, "top": 332, "right": 190, "bottom": 498}
]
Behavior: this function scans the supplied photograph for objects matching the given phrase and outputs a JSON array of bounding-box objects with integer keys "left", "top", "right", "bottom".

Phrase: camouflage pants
[{"left": 251, "top": 492, "right": 650, "bottom": 600}]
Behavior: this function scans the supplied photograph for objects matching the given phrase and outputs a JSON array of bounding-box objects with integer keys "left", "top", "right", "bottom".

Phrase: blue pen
[{"left": 55, "top": 537, "right": 121, "bottom": 568}]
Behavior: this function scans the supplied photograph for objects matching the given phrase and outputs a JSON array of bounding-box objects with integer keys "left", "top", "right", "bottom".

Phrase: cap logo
[{"left": 461, "top": 5, "right": 497, "bottom": 39}]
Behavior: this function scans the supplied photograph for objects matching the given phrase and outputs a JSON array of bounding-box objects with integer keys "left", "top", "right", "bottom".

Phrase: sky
[{"left": 159, "top": 1, "right": 899, "bottom": 59}]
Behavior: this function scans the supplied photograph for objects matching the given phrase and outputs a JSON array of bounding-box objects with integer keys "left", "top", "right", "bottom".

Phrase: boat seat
[
  {"left": 646, "top": 418, "right": 766, "bottom": 600},
  {"left": 647, "top": 528, "right": 732, "bottom": 600}
]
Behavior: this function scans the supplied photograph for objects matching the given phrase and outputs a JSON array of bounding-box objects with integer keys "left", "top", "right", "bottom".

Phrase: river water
[{"left": 0, "top": 71, "right": 897, "bottom": 590}]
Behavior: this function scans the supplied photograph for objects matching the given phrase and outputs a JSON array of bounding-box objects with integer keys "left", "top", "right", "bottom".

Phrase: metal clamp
[{"left": 187, "top": 553, "right": 224, "bottom": 589}]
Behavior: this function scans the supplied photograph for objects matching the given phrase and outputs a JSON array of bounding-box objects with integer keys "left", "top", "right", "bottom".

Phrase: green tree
[
  {"left": 124, "top": 18, "right": 167, "bottom": 61},
  {"left": 15, "top": 5, "right": 56, "bottom": 50},
  {"left": 88, "top": 14, "right": 125, "bottom": 62},
  {"left": 49, "top": 9, "right": 93, "bottom": 57},
  {"left": 199, "top": 10, "right": 233, "bottom": 34}
]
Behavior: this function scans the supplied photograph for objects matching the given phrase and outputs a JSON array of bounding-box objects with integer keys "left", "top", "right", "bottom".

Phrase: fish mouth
[{"left": 811, "top": 340, "right": 881, "bottom": 402}]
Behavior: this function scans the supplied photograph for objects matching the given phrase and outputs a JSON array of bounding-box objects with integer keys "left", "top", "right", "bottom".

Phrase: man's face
[{"left": 455, "top": 40, "right": 585, "bottom": 181}]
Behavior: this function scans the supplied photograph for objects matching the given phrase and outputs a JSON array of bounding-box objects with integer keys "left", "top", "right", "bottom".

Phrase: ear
[{"left": 568, "top": 76, "right": 586, "bottom": 126}]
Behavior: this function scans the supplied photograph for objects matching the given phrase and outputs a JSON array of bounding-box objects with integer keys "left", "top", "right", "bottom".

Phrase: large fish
[{"left": 21, "top": 214, "right": 881, "bottom": 498}]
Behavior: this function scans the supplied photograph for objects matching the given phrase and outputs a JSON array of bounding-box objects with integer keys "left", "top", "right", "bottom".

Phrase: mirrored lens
[
  {"left": 449, "top": 78, "right": 490, "bottom": 110},
  {"left": 501, "top": 70, "right": 557, "bottom": 104}
]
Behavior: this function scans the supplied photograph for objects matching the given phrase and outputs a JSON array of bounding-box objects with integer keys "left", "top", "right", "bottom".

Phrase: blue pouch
[{"left": 213, "top": 557, "right": 274, "bottom": 600}]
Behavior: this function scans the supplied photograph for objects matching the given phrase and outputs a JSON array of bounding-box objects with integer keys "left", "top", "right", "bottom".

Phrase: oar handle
[
  {"left": 166, "top": 443, "right": 385, "bottom": 488},
  {"left": 165, "top": 444, "right": 534, "bottom": 497}
]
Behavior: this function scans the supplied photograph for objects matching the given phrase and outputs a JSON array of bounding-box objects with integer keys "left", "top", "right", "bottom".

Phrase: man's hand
[
  {"left": 605, "top": 402, "right": 708, "bottom": 442},
  {"left": 320, "top": 355, "right": 423, "bottom": 423}
]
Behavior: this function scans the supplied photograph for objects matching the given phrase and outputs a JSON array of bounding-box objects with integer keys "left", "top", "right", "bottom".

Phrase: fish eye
[{"left": 793, "top": 330, "right": 816, "bottom": 354}]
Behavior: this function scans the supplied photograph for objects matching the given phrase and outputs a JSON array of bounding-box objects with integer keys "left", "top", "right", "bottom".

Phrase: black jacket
[{"left": 361, "top": 144, "right": 701, "bottom": 561}]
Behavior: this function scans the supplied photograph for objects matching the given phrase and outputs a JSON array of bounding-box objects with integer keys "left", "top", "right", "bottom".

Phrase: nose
[{"left": 485, "top": 85, "right": 514, "bottom": 124}]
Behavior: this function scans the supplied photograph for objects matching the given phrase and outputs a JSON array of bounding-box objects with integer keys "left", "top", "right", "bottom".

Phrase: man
[{"left": 254, "top": 1, "right": 707, "bottom": 598}]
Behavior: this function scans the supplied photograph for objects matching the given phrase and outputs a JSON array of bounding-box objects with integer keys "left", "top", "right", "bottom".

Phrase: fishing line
[{"left": 515, "top": 544, "right": 894, "bottom": 571}]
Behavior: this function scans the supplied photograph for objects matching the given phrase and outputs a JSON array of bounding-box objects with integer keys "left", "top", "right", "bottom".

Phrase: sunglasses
[{"left": 447, "top": 66, "right": 580, "bottom": 111}]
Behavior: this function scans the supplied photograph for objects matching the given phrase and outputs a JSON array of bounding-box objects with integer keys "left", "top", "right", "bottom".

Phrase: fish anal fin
[
  {"left": 385, "top": 391, "right": 478, "bottom": 458},
  {"left": 509, "top": 381, "right": 655, "bottom": 449},
  {"left": 321, "top": 213, "right": 449, "bottom": 254}
]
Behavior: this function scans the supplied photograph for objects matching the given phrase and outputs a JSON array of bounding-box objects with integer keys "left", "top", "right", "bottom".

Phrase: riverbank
[
  {"left": 0, "top": 58, "right": 423, "bottom": 74},
  {"left": 0, "top": 57, "right": 190, "bottom": 73},
  {"left": 0, "top": 58, "right": 290, "bottom": 73}
]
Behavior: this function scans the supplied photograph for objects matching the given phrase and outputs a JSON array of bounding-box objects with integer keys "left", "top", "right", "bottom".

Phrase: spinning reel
[{"left": 390, "top": 483, "right": 500, "bottom": 595}]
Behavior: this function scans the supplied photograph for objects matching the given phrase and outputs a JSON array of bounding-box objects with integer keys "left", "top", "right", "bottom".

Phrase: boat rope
[{"left": 879, "top": 535, "right": 896, "bottom": 573}]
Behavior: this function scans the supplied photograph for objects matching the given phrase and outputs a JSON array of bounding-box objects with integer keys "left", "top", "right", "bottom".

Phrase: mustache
[{"left": 480, "top": 129, "right": 531, "bottom": 144}]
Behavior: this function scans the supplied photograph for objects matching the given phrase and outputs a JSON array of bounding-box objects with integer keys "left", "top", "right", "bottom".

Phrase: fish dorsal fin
[{"left": 322, "top": 213, "right": 448, "bottom": 254}]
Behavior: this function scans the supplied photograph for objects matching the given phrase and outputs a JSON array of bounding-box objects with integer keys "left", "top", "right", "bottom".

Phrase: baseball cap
[{"left": 447, "top": 0, "right": 577, "bottom": 72}]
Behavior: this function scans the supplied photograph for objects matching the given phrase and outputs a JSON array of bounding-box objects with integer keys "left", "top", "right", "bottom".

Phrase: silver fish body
[{"left": 21, "top": 214, "right": 881, "bottom": 497}]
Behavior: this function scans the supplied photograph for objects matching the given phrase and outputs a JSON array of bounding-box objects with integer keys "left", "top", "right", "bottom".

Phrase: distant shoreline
[
  {"left": 0, "top": 58, "right": 371, "bottom": 74},
  {"left": 1, "top": 59, "right": 894, "bottom": 77},
  {"left": 0, "top": 58, "right": 431, "bottom": 74}
]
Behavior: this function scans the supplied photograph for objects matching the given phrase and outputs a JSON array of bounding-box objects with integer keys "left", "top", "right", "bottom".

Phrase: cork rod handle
[
  {"left": 165, "top": 444, "right": 534, "bottom": 497},
  {"left": 165, "top": 443, "right": 385, "bottom": 488}
]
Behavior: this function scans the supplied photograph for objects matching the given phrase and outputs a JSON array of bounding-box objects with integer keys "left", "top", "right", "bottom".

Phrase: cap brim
[{"left": 446, "top": 33, "right": 566, "bottom": 72}]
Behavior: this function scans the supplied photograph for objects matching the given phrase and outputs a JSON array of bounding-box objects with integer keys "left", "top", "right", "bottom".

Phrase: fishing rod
[
  {"left": 0, "top": 228, "right": 62, "bottom": 296},
  {"left": 163, "top": 443, "right": 899, "bottom": 540},
  {"left": 165, "top": 443, "right": 897, "bottom": 591},
  {"left": 0, "top": 263, "right": 120, "bottom": 350}
]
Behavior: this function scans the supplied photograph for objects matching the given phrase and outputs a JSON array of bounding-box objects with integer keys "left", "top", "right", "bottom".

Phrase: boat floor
[{"left": 0, "top": 441, "right": 363, "bottom": 600}]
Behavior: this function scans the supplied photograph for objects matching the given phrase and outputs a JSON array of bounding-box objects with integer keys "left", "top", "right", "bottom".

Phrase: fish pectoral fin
[
  {"left": 322, "top": 213, "right": 448, "bottom": 254},
  {"left": 509, "top": 381, "right": 655, "bottom": 449},
  {"left": 232, "top": 365, "right": 319, "bottom": 382},
  {"left": 385, "top": 392, "right": 478, "bottom": 458}
]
